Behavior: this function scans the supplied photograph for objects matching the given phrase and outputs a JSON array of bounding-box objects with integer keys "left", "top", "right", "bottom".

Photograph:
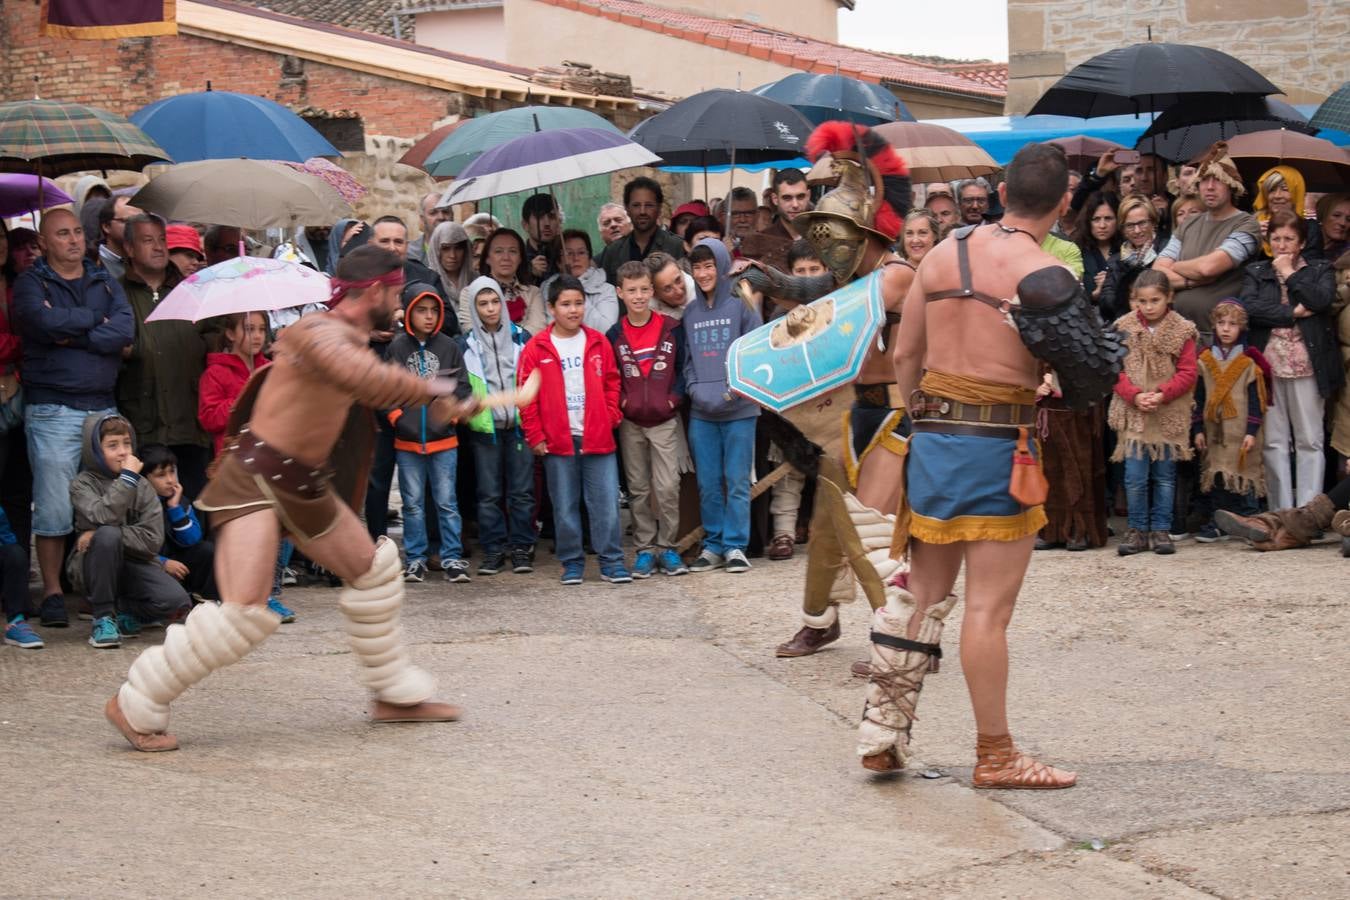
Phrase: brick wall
[
  {"left": 1, "top": 3, "right": 473, "bottom": 138},
  {"left": 1006, "top": 0, "right": 1350, "bottom": 114}
]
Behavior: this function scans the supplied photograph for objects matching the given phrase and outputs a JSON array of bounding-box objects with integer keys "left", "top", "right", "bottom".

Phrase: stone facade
[{"left": 1006, "top": 0, "right": 1350, "bottom": 114}]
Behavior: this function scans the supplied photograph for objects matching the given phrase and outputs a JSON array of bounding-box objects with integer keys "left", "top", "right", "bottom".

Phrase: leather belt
[
  {"left": 230, "top": 428, "right": 333, "bottom": 496},
  {"left": 911, "top": 420, "right": 1021, "bottom": 440},
  {"left": 908, "top": 392, "right": 1036, "bottom": 427}
]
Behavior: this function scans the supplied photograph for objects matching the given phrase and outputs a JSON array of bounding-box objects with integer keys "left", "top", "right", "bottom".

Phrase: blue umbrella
[
  {"left": 423, "top": 106, "right": 622, "bottom": 178},
  {"left": 130, "top": 87, "right": 339, "bottom": 163},
  {"left": 440, "top": 128, "right": 660, "bottom": 205},
  {"left": 751, "top": 73, "right": 914, "bottom": 127}
]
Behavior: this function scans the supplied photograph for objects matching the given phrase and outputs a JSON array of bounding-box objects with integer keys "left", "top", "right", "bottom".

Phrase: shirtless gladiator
[
  {"left": 105, "top": 246, "right": 478, "bottom": 752},
  {"left": 857, "top": 143, "right": 1122, "bottom": 786}
]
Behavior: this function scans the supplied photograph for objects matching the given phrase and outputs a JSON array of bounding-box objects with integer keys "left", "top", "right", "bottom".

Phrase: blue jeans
[
  {"left": 687, "top": 416, "right": 756, "bottom": 555},
  {"left": 25, "top": 403, "right": 117, "bottom": 536},
  {"left": 542, "top": 439, "right": 622, "bottom": 568},
  {"left": 1123, "top": 447, "right": 1177, "bottom": 533},
  {"left": 396, "top": 448, "right": 463, "bottom": 563},
  {"left": 470, "top": 429, "right": 536, "bottom": 552}
]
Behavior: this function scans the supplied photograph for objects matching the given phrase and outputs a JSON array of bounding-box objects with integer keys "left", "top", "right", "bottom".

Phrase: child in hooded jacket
[
  {"left": 459, "top": 275, "right": 536, "bottom": 576},
  {"left": 67, "top": 413, "right": 191, "bottom": 649},
  {"left": 198, "top": 311, "right": 268, "bottom": 454},
  {"left": 387, "top": 282, "right": 474, "bottom": 583},
  {"left": 681, "top": 238, "right": 762, "bottom": 574}
]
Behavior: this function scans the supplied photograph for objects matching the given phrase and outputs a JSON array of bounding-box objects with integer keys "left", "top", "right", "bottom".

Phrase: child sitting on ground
[
  {"left": 139, "top": 444, "right": 222, "bottom": 608},
  {"left": 518, "top": 275, "right": 627, "bottom": 586},
  {"left": 67, "top": 413, "right": 191, "bottom": 648},
  {"left": 1191, "top": 299, "right": 1270, "bottom": 541},
  {"left": 387, "top": 282, "right": 474, "bottom": 584},
  {"left": 607, "top": 260, "right": 688, "bottom": 579},
  {"left": 460, "top": 275, "right": 536, "bottom": 577},
  {"left": 1108, "top": 270, "right": 1199, "bottom": 557}
]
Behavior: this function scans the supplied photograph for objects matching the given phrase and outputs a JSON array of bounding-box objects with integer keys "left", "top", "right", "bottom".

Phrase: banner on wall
[{"left": 40, "top": 0, "right": 177, "bottom": 39}]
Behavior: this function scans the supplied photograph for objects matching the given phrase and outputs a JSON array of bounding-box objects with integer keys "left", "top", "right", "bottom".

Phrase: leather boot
[
  {"left": 1218, "top": 494, "right": 1335, "bottom": 550},
  {"left": 776, "top": 619, "right": 841, "bottom": 657}
]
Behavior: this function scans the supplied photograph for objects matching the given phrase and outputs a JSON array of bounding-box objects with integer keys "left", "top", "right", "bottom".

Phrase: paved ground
[{"left": 3, "top": 527, "right": 1347, "bottom": 898}]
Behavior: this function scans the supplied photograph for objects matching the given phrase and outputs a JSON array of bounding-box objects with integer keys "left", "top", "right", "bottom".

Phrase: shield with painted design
[{"left": 727, "top": 270, "right": 884, "bottom": 414}]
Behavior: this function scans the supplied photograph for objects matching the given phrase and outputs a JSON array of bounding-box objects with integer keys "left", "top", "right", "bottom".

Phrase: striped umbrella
[{"left": 0, "top": 99, "right": 170, "bottom": 176}]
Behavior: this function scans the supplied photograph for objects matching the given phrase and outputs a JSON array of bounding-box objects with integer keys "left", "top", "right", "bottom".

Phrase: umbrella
[
  {"left": 1135, "top": 98, "right": 1317, "bottom": 163},
  {"left": 130, "top": 88, "right": 339, "bottom": 163},
  {"left": 423, "top": 106, "right": 621, "bottom": 178},
  {"left": 0, "top": 98, "right": 170, "bottom": 176},
  {"left": 278, "top": 157, "right": 368, "bottom": 205},
  {"left": 1221, "top": 130, "right": 1350, "bottom": 193},
  {"left": 1046, "top": 134, "right": 1123, "bottom": 171},
  {"left": 627, "top": 89, "right": 813, "bottom": 168},
  {"left": 1027, "top": 43, "right": 1280, "bottom": 118},
  {"left": 872, "top": 121, "right": 1000, "bottom": 182},
  {"left": 1309, "top": 81, "right": 1350, "bottom": 135},
  {"left": 751, "top": 73, "right": 914, "bottom": 127},
  {"left": 131, "top": 159, "right": 352, "bottom": 229},
  {"left": 0, "top": 174, "right": 72, "bottom": 216},
  {"left": 440, "top": 128, "right": 659, "bottom": 206},
  {"left": 146, "top": 256, "right": 330, "bottom": 323},
  {"left": 399, "top": 120, "right": 470, "bottom": 173}
]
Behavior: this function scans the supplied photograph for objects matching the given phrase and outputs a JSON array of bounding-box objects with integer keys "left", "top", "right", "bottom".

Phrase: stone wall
[{"left": 1006, "top": 0, "right": 1350, "bottom": 114}]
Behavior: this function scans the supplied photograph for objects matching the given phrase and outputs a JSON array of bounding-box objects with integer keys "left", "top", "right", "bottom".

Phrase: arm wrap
[{"left": 735, "top": 264, "right": 836, "bottom": 307}]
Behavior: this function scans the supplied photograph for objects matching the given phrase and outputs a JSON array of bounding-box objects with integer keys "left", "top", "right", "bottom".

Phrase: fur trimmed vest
[
  {"left": 1197, "top": 348, "right": 1268, "bottom": 497},
  {"left": 1108, "top": 310, "right": 1198, "bottom": 462}
]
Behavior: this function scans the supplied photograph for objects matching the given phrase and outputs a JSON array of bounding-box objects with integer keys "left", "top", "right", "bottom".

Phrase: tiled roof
[
  {"left": 229, "top": 0, "right": 407, "bottom": 38},
  {"left": 534, "top": 0, "right": 1005, "bottom": 100}
]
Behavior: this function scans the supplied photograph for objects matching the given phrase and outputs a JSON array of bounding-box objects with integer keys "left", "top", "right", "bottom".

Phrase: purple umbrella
[
  {"left": 0, "top": 174, "right": 73, "bottom": 217},
  {"left": 438, "top": 127, "right": 659, "bottom": 205}
]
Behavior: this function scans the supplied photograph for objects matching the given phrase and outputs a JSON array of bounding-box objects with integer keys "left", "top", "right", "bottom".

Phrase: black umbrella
[
  {"left": 627, "top": 89, "right": 813, "bottom": 169},
  {"left": 1028, "top": 43, "right": 1280, "bottom": 118},
  {"left": 1135, "top": 96, "right": 1317, "bottom": 162}
]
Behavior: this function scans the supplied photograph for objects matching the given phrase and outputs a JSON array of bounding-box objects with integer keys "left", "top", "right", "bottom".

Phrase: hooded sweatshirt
[
  {"left": 426, "top": 221, "right": 474, "bottom": 324},
  {"left": 542, "top": 265, "right": 621, "bottom": 334},
  {"left": 460, "top": 275, "right": 530, "bottom": 433},
  {"left": 386, "top": 283, "right": 472, "bottom": 454},
  {"left": 65, "top": 412, "right": 165, "bottom": 592},
  {"left": 681, "top": 238, "right": 761, "bottom": 422}
]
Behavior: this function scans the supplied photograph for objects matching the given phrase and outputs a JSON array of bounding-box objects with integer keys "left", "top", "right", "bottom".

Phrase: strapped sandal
[{"left": 972, "top": 734, "right": 1076, "bottom": 789}]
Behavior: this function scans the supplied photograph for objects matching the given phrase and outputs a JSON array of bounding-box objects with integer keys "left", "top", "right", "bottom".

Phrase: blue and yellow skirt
[{"left": 906, "top": 430, "right": 1046, "bottom": 544}]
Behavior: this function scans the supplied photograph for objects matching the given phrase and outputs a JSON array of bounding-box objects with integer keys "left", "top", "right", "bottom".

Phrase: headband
[{"left": 328, "top": 268, "right": 405, "bottom": 307}]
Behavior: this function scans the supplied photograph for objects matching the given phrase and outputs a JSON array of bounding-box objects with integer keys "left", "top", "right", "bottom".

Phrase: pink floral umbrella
[
  {"left": 278, "top": 157, "right": 368, "bottom": 205},
  {"left": 146, "top": 256, "right": 330, "bottom": 323}
]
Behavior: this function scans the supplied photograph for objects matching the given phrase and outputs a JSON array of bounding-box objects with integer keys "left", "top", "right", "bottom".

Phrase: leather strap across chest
[{"left": 923, "top": 224, "right": 1007, "bottom": 311}]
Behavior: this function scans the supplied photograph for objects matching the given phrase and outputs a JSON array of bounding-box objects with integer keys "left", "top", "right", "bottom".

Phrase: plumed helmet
[{"left": 793, "top": 122, "right": 912, "bottom": 284}]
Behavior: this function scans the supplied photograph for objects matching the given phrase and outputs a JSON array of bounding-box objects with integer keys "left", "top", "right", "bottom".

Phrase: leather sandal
[
  {"left": 850, "top": 659, "right": 872, "bottom": 679},
  {"left": 972, "top": 734, "right": 1075, "bottom": 789},
  {"left": 775, "top": 620, "right": 841, "bottom": 657},
  {"left": 105, "top": 694, "right": 179, "bottom": 752},
  {"left": 767, "top": 533, "right": 795, "bottom": 560},
  {"left": 371, "top": 699, "right": 462, "bottom": 724},
  {"left": 861, "top": 748, "right": 903, "bottom": 773}
]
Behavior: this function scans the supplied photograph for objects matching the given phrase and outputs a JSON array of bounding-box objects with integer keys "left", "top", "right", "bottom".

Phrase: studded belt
[
  {"left": 907, "top": 391, "right": 1037, "bottom": 427},
  {"left": 230, "top": 428, "right": 334, "bottom": 497}
]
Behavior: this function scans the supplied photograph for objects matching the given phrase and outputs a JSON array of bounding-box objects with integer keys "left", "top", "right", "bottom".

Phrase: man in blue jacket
[{"left": 13, "top": 209, "right": 134, "bottom": 628}]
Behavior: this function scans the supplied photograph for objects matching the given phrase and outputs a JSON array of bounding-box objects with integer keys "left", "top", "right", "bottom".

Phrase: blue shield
[{"left": 727, "top": 271, "right": 884, "bottom": 412}]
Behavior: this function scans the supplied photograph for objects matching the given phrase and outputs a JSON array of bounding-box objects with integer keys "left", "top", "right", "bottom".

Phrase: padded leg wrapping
[
  {"left": 119, "top": 601, "right": 282, "bottom": 735},
  {"left": 856, "top": 582, "right": 959, "bottom": 763},
  {"left": 338, "top": 537, "right": 436, "bottom": 706},
  {"left": 846, "top": 493, "right": 907, "bottom": 594}
]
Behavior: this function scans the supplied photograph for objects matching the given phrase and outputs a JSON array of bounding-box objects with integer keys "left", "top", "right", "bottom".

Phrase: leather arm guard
[
  {"left": 735, "top": 264, "right": 836, "bottom": 308},
  {"left": 1013, "top": 266, "right": 1125, "bottom": 410}
]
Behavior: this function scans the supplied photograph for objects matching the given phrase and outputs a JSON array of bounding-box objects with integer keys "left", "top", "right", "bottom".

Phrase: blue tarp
[{"left": 925, "top": 106, "right": 1348, "bottom": 166}]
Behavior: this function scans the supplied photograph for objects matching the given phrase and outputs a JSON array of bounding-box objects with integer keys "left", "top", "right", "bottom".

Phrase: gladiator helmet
[{"left": 794, "top": 122, "right": 912, "bottom": 284}]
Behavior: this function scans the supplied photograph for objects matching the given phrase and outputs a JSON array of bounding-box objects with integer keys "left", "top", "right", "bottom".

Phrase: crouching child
[{"left": 67, "top": 414, "right": 191, "bottom": 648}]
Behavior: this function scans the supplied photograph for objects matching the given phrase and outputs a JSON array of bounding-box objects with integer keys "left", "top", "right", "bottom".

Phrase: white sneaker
[
  {"left": 724, "top": 549, "right": 751, "bottom": 573},
  {"left": 688, "top": 550, "right": 724, "bottom": 573}
]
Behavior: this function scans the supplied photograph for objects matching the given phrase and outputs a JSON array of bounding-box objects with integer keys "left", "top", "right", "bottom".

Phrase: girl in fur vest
[{"left": 1108, "top": 270, "right": 1199, "bottom": 557}]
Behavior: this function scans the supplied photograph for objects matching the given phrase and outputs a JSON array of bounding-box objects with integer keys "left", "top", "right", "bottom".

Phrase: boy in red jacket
[
  {"left": 606, "top": 261, "right": 687, "bottom": 578},
  {"left": 518, "top": 275, "right": 628, "bottom": 585}
]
